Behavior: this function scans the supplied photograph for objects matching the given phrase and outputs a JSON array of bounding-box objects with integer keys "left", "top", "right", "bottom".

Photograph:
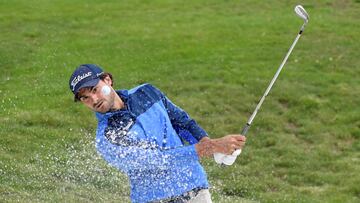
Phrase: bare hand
[{"left": 211, "top": 134, "right": 246, "bottom": 155}]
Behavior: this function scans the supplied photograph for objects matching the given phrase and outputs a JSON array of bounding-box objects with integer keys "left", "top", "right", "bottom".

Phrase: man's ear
[{"left": 103, "top": 75, "right": 113, "bottom": 86}]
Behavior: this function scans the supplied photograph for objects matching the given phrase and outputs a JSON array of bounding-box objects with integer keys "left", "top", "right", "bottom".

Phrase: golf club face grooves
[{"left": 295, "top": 5, "right": 309, "bottom": 22}]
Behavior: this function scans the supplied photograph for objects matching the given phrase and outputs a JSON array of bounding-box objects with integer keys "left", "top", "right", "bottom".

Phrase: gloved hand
[{"left": 214, "top": 149, "right": 242, "bottom": 165}]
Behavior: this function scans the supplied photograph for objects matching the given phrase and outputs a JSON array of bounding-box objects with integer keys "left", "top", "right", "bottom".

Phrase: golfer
[{"left": 69, "top": 64, "right": 246, "bottom": 203}]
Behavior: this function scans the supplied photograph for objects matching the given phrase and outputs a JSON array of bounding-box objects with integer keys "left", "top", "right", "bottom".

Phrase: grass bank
[{"left": 1, "top": 0, "right": 359, "bottom": 202}]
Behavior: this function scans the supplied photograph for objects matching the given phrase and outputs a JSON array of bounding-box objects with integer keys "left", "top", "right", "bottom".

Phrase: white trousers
[{"left": 188, "top": 189, "right": 212, "bottom": 203}]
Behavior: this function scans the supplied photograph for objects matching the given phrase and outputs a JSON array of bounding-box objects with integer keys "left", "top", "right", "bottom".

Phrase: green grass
[{"left": 1, "top": 0, "right": 359, "bottom": 202}]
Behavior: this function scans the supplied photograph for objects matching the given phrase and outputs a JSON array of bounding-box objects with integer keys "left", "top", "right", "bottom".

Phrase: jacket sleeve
[
  {"left": 149, "top": 84, "right": 208, "bottom": 142},
  {"left": 96, "top": 122, "right": 200, "bottom": 173}
]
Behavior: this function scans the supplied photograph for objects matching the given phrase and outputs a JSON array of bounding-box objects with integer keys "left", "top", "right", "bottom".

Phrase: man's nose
[{"left": 90, "top": 93, "right": 99, "bottom": 103}]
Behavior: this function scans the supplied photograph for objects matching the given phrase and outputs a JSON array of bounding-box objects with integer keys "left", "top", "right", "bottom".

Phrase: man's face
[{"left": 77, "top": 78, "right": 115, "bottom": 113}]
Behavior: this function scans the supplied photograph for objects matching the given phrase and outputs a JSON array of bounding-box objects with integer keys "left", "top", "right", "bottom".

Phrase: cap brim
[{"left": 73, "top": 78, "right": 100, "bottom": 101}]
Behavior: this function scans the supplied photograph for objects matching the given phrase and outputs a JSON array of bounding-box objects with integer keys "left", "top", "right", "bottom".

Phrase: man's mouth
[{"left": 95, "top": 101, "right": 103, "bottom": 109}]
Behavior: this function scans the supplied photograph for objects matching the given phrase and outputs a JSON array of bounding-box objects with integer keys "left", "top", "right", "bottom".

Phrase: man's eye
[
  {"left": 92, "top": 87, "right": 97, "bottom": 93},
  {"left": 80, "top": 96, "right": 88, "bottom": 101}
]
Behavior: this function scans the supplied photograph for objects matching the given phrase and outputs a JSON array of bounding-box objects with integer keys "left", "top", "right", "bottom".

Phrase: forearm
[
  {"left": 195, "top": 137, "right": 228, "bottom": 157},
  {"left": 195, "top": 137, "right": 214, "bottom": 157}
]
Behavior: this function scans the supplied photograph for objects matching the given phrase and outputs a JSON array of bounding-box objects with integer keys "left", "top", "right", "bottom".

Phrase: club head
[{"left": 294, "top": 5, "right": 309, "bottom": 23}]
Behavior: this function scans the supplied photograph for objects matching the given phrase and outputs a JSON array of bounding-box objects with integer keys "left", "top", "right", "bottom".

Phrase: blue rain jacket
[{"left": 95, "top": 84, "right": 209, "bottom": 202}]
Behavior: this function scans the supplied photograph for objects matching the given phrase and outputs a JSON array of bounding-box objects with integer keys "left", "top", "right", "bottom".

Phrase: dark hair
[
  {"left": 75, "top": 72, "right": 114, "bottom": 102},
  {"left": 100, "top": 72, "right": 114, "bottom": 86}
]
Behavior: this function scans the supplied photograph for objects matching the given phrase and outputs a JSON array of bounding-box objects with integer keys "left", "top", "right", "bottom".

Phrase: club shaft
[{"left": 242, "top": 22, "right": 307, "bottom": 136}]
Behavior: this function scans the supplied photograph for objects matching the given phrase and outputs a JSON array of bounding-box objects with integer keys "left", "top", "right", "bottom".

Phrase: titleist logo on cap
[{"left": 71, "top": 72, "right": 92, "bottom": 90}]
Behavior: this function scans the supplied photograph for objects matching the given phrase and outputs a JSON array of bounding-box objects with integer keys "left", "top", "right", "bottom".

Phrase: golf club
[{"left": 214, "top": 5, "right": 309, "bottom": 165}]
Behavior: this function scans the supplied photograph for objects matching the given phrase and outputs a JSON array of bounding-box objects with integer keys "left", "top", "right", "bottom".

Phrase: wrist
[
  {"left": 199, "top": 136, "right": 210, "bottom": 142},
  {"left": 195, "top": 138, "right": 214, "bottom": 157}
]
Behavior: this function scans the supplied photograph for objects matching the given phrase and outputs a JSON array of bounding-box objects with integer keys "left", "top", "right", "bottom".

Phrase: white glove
[{"left": 214, "top": 149, "right": 242, "bottom": 165}]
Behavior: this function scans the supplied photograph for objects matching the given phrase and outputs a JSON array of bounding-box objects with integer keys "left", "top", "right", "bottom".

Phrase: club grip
[{"left": 241, "top": 123, "right": 251, "bottom": 136}]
